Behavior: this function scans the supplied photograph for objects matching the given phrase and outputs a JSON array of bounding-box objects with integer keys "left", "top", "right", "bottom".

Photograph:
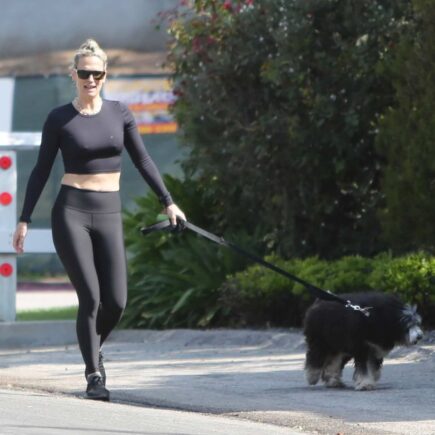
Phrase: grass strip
[{"left": 16, "top": 306, "right": 78, "bottom": 321}]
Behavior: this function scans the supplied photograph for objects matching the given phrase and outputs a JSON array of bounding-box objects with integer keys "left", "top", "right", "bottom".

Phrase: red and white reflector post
[
  {"left": 0, "top": 151, "right": 16, "bottom": 321},
  {"left": 0, "top": 132, "right": 55, "bottom": 323}
]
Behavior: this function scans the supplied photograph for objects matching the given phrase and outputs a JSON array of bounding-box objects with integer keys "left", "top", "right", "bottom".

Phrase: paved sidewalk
[
  {"left": 16, "top": 282, "right": 77, "bottom": 310},
  {"left": 0, "top": 325, "right": 435, "bottom": 434}
]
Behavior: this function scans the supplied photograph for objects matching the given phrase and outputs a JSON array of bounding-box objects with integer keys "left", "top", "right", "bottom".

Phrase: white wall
[
  {"left": 0, "top": 78, "right": 14, "bottom": 131},
  {"left": 0, "top": 0, "right": 178, "bottom": 57}
]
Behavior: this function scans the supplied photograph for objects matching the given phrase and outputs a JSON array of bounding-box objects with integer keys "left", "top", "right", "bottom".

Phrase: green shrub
[
  {"left": 219, "top": 257, "right": 313, "bottom": 327},
  {"left": 322, "top": 256, "right": 374, "bottom": 293},
  {"left": 368, "top": 252, "right": 435, "bottom": 320}
]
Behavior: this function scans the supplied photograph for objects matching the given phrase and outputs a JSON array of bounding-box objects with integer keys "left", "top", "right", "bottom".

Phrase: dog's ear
[
  {"left": 403, "top": 303, "right": 419, "bottom": 316},
  {"left": 408, "top": 304, "right": 422, "bottom": 323}
]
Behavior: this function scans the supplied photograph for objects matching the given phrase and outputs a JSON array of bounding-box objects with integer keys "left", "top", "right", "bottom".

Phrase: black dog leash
[{"left": 140, "top": 219, "right": 371, "bottom": 316}]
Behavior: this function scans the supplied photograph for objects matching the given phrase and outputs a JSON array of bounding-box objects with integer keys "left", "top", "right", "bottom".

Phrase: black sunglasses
[{"left": 76, "top": 70, "right": 106, "bottom": 80}]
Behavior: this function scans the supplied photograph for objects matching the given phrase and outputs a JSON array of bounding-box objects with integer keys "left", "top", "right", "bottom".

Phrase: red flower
[
  {"left": 223, "top": 0, "right": 232, "bottom": 11},
  {"left": 192, "top": 36, "right": 202, "bottom": 53},
  {"left": 173, "top": 88, "right": 184, "bottom": 97},
  {"left": 246, "top": 0, "right": 254, "bottom": 5}
]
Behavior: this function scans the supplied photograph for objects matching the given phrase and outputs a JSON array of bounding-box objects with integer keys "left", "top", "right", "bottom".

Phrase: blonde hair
[{"left": 73, "top": 39, "right": 108, "bottom": 69}]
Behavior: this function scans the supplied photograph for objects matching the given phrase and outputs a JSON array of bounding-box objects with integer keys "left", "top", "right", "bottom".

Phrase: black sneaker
[
  {"left": 85, "top": 374, "right": 110, "bottom": 401},
  {"left": 84, "top": 352, "right": 107, "bottom": 386},
  {"left": 98, "top": 351, "right": 106, "bottom": 386}
]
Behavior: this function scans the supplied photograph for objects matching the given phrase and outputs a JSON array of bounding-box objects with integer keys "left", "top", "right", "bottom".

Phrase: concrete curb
[
  {"left": 0, "top": 320, "right": 76, "bottom": 348},
  {"left": 0, "top": 321, "right": 306, "bottom": 350}
]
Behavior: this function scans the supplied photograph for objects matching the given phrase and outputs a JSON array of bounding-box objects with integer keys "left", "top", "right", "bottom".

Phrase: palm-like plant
[{"left": 122, "top": 175, "right": 264, "bottom": 328}]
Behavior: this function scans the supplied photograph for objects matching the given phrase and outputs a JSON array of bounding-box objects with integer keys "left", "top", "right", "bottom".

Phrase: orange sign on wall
[{"left": 104, "top": 78, "right": 177, "bottom": 134}]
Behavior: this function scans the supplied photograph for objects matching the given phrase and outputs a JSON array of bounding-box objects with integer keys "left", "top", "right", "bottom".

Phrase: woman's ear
[{"left": 70, "top": 68, "right": 77, "bottom": 83}]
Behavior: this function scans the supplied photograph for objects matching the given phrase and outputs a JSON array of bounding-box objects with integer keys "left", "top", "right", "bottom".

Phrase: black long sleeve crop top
[{"left": 19, "top": 100, "right": 173, "bottom": 223}]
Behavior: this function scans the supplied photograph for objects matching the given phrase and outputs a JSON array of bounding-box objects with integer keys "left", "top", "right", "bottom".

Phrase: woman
[{"left": 12, "top": 39, "right": 185, "bottom": 401}]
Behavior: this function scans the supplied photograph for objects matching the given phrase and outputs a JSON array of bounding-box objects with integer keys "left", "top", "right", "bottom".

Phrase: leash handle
[
  {"left": 140, "top": 220, "right": 173, "bottom": 235},
  {"left": 140, "top": 216, "right": 187, "bottom": 235}
]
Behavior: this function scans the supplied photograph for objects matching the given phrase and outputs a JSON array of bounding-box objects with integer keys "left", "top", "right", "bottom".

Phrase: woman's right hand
[{"left": 13, "top": 222, "right": 28, "bottom": 254}]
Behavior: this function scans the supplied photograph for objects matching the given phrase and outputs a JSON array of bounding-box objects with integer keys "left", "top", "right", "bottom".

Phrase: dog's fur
[{"left": 303, "top": 292, "right": 423, "bottom": 390}]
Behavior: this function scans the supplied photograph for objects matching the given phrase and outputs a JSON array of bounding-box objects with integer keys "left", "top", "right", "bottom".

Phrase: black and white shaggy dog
[{"left": 303, "top": 292, "right": 423, "bottom": 390}]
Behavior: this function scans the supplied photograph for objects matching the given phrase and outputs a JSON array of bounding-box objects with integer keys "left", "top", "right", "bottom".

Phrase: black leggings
[{"left": 51, "top": 185, "right": 127, "bottom": 374}]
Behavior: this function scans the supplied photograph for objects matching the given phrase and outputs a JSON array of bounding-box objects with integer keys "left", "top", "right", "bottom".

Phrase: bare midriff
[{"left": 61, "top": 172, "right": 121, "bottom": 191}]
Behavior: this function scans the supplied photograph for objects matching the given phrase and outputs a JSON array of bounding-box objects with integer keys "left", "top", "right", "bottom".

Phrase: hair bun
[{"left": 80, "top": 38, "right": 100, "bottom": 52}]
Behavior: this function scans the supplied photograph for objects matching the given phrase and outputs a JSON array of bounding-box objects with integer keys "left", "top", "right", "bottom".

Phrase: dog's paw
[
  {"left": 325, "top": 378, "right": 346, "bottom": 388},
  {"left": 372, "top": 370, "right": 382, "bottom": 382},
  {"left": 355, "top": 380, "right": 376, "bottom": 391},
  {"left": 305, "top": 368, "right": 321, "bottom": 385}
]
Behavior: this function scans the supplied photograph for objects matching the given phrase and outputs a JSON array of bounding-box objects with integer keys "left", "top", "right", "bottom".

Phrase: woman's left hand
[{"left": 164, "top": 203, "right": 186, "bottom": 226}]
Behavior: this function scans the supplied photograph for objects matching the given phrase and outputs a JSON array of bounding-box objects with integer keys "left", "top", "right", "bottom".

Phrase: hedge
[{"left": 220, "top": 252, "right": 435, "bottom": 327}]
